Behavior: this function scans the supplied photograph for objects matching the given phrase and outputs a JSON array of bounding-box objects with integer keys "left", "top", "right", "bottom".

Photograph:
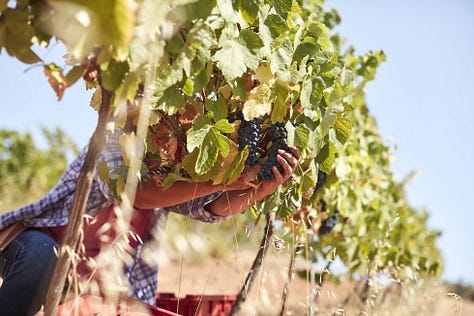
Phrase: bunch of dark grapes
[
  {"left": 237, "top": 118, "right": 262, "bottom": 166},
  {"left": 258, "top": 122, "right": 290, "bottom": 181},
  {"left": 318, "top": 210, "right": 339, "bottom": 235},
  {"left": 314, "top": 170, "right": 327, "bottom": 193}
]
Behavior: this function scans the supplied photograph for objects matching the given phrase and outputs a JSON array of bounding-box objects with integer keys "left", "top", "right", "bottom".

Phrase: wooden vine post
[{"left": 44, "top": 86, "right": 114, "bottom": 316}]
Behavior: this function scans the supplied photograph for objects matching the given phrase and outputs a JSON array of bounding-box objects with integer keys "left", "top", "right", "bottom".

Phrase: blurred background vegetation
[{"left": 0, "top": 127, "right": 78, "bottom": 211}]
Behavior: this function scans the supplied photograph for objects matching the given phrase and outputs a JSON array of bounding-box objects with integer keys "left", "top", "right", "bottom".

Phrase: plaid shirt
[{"left": 0, "top": 129, "right": 225, "bottom": 305}]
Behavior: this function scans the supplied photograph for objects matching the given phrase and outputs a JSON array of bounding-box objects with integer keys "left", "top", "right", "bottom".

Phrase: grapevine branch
[
  {"left": 230, "top": 212, "right": 275, "bottom": 316},
  {"left": 279, "top": 243, "right": 303, "bottom": 316},
  {"left": 44, "top": 86, "right": 114, "bottom": 315}
]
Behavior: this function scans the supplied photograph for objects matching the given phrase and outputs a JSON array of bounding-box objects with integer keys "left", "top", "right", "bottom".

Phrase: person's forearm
[
  {"left": 205, "top": 186, "right": 269, "bottom": 217},
  {"left": 134, "top": 179, "right": 224, "bottom": 209}
]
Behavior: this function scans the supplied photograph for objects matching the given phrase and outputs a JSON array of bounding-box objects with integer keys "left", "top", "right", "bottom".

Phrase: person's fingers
[
  {"left": 271, "top": 165, "right": 284, "bottom": 183},
  {"left": 288, "top": 147, "right": 300, "bottom": 160},
  {"left": 276, "top": 154, "right": 293, "bottom": 181},
  {"left": 278, "top": 149, "right": 298, "bottom": 170}
]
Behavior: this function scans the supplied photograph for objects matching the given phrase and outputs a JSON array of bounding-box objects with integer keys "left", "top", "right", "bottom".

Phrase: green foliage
[
  {"left": 0, "top": 3, "right": 41, "bottom": 63},
  {"left": 2, "top": 0, "right": 443, "bottom": 286},
  {"left": 0, "top": 128, "right": 78, "bottom": 211}
]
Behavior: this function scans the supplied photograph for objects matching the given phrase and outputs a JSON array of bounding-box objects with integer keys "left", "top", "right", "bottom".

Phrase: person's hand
[{"left": 255, "top": 147, "right": 299, "bottom": 198}]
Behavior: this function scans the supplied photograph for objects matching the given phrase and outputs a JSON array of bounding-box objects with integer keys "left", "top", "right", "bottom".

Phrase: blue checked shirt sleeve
[{"left": 163, "top": 191, "right": 227, "bottom": 223}]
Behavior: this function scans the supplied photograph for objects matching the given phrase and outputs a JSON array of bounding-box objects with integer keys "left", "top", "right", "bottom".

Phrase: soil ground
[{"left": 158, "top": 249, "right": 474, "bottom": 316}]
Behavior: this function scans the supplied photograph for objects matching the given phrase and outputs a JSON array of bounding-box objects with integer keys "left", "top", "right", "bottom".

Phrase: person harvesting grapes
[{"left": 0, "top": 116, "right": 299, "bottom": 315}]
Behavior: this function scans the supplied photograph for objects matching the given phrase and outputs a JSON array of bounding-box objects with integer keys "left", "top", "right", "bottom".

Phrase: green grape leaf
[
  {"left": 307, "top": 22, "right": 330, "bottom": 50},
  {"left": 274, "top": 0, "right": 292, "bottom": 19},
  {"left": 193, "top": 67, "right": 209, "bottom": 93},
  {"left": 264, "top": 14, "right": 287, "bottom": 38},
  {"left": 181, "top": 0, "right": 216, "bottom": 20},
  {"left": 97, "top": 161, "right": 110, "bottom": 182},
  {"left": 340, "top": 66, "right": 355, "bottom": 86},
  {"left": 1, "top": 9, "right": 41, "bottom": 64},
  {"left": 229, "top": 77, "right": 248, "bottom": 100},
  {"left": 335, "top": 116, "right": 352, "bottom": 144},
  {"left": 190, "top": 47, "right": 209, "bottom": 76},
  {"left": 205, "top": 98, "right": 228, "bottom": 121},
  {"left": 182, "top": 148, "right": 213, "bottom": 181},
  {"left": 196, "top": 132, "right": 219, "bottom": 175},
  {"left": 214, "top": 119, "right": 235, "bottom": 134},
  {"left": 320, "top": 103, "right": 343, "bottom": 136},
  {"left": 65, "top": 66, "right": 86, "bottom": 87},
  {"left": 44, "top": 0, "right": 134, "bottom": 60},
  {"left": 166, "top": 32, "right": 185, "bottom": 55},
  {"left": 301, "top": 76, "right": 326, "bottom": 110},
  {"left": 182, "top": 78, "right": 194, "bottom": 96},
  {"left": 239, "top": 0, "right": 259, "bottom": 24},
  {"left": 187, "top": 125, "right": 211, "bottom": 152},
  {"left": 300, "top": 78, "right": 312, "bottom": 109},
  {"left": 161, "top": 172, "right": 192, "bottom": 189},
  {"left": 314, "top": 50, "right": 338, "bottom": 73},
  {"left": 213, "top": 142, "right": 246, "bottom": 184},
  {"left": 210, "top": 128, "right": 230, "bottom": 157},
  {"left": 156, "top": 86, "right": 185, "bottom": 115},
  {"left": 121, "top": 71, "right": 141, "bottom": 103},
  {"left": 238, "top": 29, "right": 264, "bottom": 51},
  {"left": 100, "top": 59, "right": 130, "bottom": 91},
  {"left": 323, "top": 82, "right": 348, "bottom": 106},
  {"left": 310, "top": 77, "right": 326, "bottom": 106},
  {"left": 270, "top": 39, "right": 293, "bottom": 81},
  {"left": 270, "top": 82, "right": 289, "bottom": 123},
  {"left": 315, "top": 142, "right": 335, "bottom": 173},
  {"left": 302, "top": 159, "right": 318, "bottom": 195},
  {"left": 192, "top": 112, "right": 213, "bottom": 129},
  {"left": 294, "top": 125, "right": 310, "bottom": 149},
  {"left": 292, "top": 38, "right": 318, "bottom": 64},
  {"left": 213, "top": 38, "right": 259, "bottom": 81}
]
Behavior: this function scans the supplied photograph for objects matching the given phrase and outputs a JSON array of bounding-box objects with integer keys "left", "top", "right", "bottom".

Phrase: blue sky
[
  {"left": 1, "top": 1, "right": 473, "bottom": 285},
  {"left": 324, "top": 0, "right": 474, "bottom": 285}
]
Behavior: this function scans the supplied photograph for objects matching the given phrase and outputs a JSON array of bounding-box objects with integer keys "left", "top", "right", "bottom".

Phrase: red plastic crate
[
  {"left": 37, "top": 295, "right": 181, "bottom": 316},
  {"left": 156, "top": 293, "right": 237, "bottom": 316}
]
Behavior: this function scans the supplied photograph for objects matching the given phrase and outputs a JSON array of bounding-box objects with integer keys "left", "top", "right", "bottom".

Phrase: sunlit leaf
[
  {"left": 243, "top": 82, "right": 272, "bottom": 120},
  {"left": 239, "top": 0, "right": 259, "bottom": 24},
  {"left": 205, "top": 98, "right": 228, "bottom": 121},
  {"left": 315, "top": 142, "right": 335, "bottom": 173},
  {"left": 335, "top": 116, "right": 352, "bottom": 144},
  {"left": 213, "top": 37, "right": 259, "bottom": 81},
  {"left": 214, "top": 119, "right": 234, "bottom": 134},
  {"left": 100, "top": 59, "right": 129, "bottom": 91},
  {"left": 187, "top": 125, "right": 211, "bottom": 153},
  {"left": 65, "top": 66, "right": 86, "bottom": 87},
  {"left": 196, "top": 132, "right": 218, "bottom": 175},
  {"left": 215, "top": 144, "right": 247, "bottom": 184},
  {"left": 44, "top": 63, "right": 67, "bottom": 101}
]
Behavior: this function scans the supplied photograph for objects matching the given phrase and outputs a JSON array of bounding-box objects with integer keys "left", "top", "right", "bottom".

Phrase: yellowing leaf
[
  {"left": 243, "top": 83, "right": 272, "bottom": 120},
  {"left": 44, "top": 63, "right": 67, "bottom": 101},
  {"left": 212, "top": 142, "right": 241, "bottom": 184},
  {"left": 254, "top": 65, "right": 274, "bottom": 84},
  {"left": 42, "top": 0, "right": 135, "bottom": 60}
]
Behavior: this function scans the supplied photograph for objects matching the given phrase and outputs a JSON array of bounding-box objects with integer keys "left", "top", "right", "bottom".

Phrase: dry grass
[{"left": 157, "top": 248, "right": 474, "bottom": 316}]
